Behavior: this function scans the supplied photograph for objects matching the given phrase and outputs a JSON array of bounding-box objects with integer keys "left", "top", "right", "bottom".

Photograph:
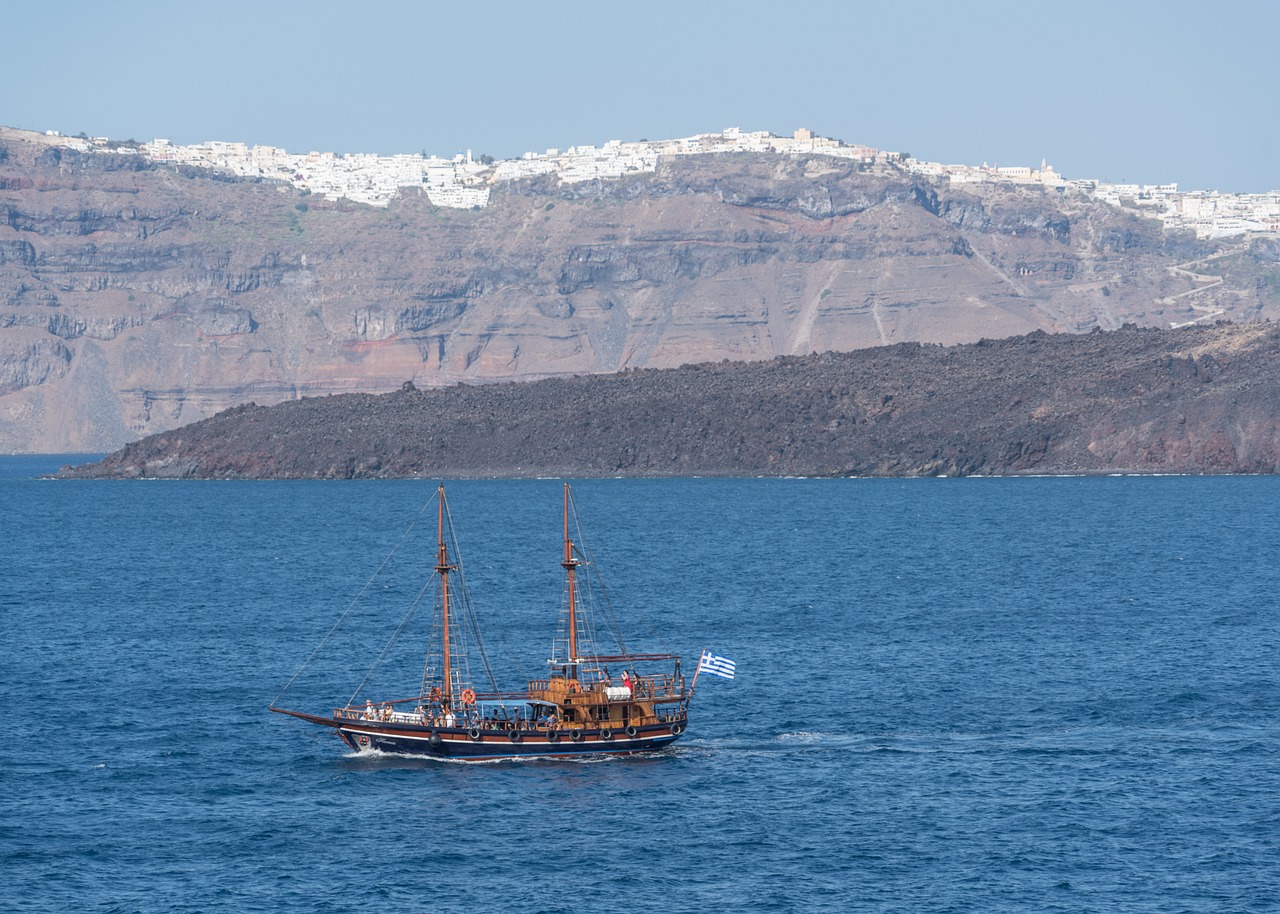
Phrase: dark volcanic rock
[{"left": 60, "top": 323, "right": 1280, "bottom": 479}]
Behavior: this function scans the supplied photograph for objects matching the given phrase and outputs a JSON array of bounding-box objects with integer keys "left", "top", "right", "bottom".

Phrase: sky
[{"left": 5, "top": 0, "right": 1276, "bottom": 193}]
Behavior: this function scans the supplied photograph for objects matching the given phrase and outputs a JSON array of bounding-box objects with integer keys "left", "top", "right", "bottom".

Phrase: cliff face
[
  {"left": 4, "top": 126, "right": 1277, "bottom": 452},
  {"left": 59, "top": 323, "right": 1280, "bottom": 480}
]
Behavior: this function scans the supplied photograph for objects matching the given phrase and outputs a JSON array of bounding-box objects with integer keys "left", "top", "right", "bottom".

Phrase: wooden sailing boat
[{"left": 271, "top": 483, "right": 691, "bottom": 760}]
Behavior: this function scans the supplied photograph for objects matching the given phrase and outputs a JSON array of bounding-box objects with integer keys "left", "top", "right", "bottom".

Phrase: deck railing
[
  {"left": 336, "top": 703, "right": 689, "bottom": 729},
  {"left": 527, "top": 673, "right": 686, "bottom": 700}
]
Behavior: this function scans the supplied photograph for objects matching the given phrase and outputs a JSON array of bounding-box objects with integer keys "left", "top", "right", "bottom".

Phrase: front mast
[{"left": 561, "top": 483, "right": 581, "bottom": 681}]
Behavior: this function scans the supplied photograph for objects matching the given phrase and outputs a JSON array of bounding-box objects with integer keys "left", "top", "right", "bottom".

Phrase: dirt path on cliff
[
  {"left": 967, "top": 244, "right": 1033, "bottom": 300},
  {"left": 1164, "top": 245, "right": 1240, "bottom": 327}
]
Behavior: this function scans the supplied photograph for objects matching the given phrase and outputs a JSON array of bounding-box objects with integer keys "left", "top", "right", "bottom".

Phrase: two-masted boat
[{"left": 271, "top": 484, "right": 694, "bottom": 761}]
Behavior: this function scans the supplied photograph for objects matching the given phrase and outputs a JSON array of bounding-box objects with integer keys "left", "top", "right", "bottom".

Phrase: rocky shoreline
[{"left": 58, "top": 322, "right": 1280, "bottom": 479}]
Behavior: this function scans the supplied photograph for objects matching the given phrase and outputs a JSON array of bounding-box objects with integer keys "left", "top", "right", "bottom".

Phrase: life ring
[
  {"left": 625, "top": 725, "right": 638, "bottom": 738},
  {"left": 509, "top": 730, "right": 522, "bottom": 743},
  {"left": 600, "top": 728, "right": 613, "bottom": 740},
  {"left": 671, "top": 722, "right": 684, "bottom": 735},
  {"left": 460, "top": 689, "right": 476, "bottom": 705},
  {"left": 569, "top": 728, "right": 583, "bottom": 741},
  {"left": 468, "top": 727, "right": 481, "bottom": 741},
  {"left": 546, "top": 729, "right": 560, "bottom": 742}
]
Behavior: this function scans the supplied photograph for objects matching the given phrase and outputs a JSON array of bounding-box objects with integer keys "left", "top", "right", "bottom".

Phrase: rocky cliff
[
  {"left": 4, "top": 126, "right": 1279, "bottom": 452},
  {"left": 58, "top": 322, "right": 1280, "bottom": 479}
]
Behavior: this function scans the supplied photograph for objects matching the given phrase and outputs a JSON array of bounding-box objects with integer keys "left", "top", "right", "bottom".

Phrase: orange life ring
[{"left": 460, "top": 688, "right": 476, "bottom": 705}]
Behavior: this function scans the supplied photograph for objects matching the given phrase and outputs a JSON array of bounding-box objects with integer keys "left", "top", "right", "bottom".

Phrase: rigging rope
[
  {"left": 269, "top": 491, "right": 438, "bottom": 708},
  {"left": 570, "top": 487, "right": 674, "bottom": 658},
  {"left": 443, "top": 496, "right": 500, "bottom": 692},
  {"left": 347, "top": 574, "right": 435, "bottom": 706},
  {"left": 570, "top": 492, "right": 625, "bottom": 656}
]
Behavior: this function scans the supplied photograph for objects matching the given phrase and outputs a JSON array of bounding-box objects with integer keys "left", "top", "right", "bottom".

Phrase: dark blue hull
[
  {"left": 340, "top": 722, "right": 684, "bottom": 760},
  {"left": 274, "top": 708, "right": 687, "bottom": 761}
]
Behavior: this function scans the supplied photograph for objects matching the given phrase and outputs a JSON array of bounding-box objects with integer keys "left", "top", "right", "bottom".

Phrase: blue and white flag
[{"left": 698, "top": 651, "right": 736, "bottom": 680}]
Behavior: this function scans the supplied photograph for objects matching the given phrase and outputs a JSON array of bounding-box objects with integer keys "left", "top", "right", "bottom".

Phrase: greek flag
[{"left": 698, "top": 651, "right": 736, "bottom": 680}]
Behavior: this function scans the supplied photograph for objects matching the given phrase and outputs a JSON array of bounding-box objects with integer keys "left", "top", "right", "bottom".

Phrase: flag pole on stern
[
  {"left": 689, "top": 648, "right": 705, "bottom": 697},
  {"left": 690, "top": 649, "right": 736, "bottom": 699}
]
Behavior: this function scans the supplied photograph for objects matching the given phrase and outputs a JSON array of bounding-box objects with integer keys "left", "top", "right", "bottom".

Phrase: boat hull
[{"left": 274, "top": 708, "right": 687, "bottom": 761}]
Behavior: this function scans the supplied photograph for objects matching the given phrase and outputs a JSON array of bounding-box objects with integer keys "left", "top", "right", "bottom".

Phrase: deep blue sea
[{"left": 3, "top": 457, "right": 1277, "bottom": 912}]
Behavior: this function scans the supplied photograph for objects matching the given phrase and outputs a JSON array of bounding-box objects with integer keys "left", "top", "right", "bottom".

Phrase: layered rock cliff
[
  {"left": 4, "top": 126, "right": 1278, "bottom": 452},
  {"left": 59, "top": 323, "right": 1280, "bottom": 479}
]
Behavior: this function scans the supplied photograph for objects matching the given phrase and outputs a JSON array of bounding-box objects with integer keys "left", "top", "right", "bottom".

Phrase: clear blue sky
[{"left": 6, "top": 0, "right": 1276, "bottom": 193}]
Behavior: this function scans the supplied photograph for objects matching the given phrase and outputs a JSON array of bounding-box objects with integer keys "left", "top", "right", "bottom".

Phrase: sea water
[{"left": 1, "top": 459, "right": 1276, "bottom": 912}]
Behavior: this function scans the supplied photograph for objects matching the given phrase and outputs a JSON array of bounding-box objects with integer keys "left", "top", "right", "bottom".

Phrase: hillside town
[{"left": 41, "top": 126, "right": 1280, "bottom": 240}]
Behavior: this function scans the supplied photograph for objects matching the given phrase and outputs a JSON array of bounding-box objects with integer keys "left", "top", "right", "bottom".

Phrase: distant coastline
[
  {"left": 6, "top": 124, "right": 1278, "bottom": 455},
  {"left": 16, "top": 124, "right": 1278, "bottom": 239}
]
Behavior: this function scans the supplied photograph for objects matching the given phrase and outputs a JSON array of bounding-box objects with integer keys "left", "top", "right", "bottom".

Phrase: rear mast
[
  {"left": 562, "top": 483, "right": 582, "bottom": 682},
  {"left": 436, "top": 486, "right": 456, "bottom": 706}
]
